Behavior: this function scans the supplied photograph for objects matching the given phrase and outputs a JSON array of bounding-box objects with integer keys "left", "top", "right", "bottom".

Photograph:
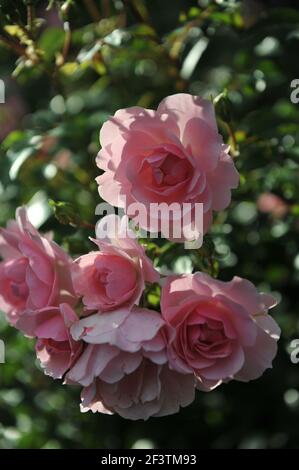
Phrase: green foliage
[{"left": 0, "top": 0, "right": 299, "bottom": 450}]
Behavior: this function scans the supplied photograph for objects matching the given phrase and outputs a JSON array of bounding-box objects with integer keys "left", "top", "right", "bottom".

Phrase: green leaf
[{"left": 49, "top": 200, "right": 83, "bottom": 227}]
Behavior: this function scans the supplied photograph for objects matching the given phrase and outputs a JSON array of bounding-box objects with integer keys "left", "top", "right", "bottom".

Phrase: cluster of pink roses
[{"left": 0, "top": 94, "right": 280, "bottom": 420}]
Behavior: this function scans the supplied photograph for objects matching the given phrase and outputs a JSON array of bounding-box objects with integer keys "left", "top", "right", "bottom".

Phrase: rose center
[
  {"left": 197, "top": 322, "right": 226, "bottom": 347},
  {"left": 96, "top": 269, "right": 109, "bottom": 286},
  {"left": 92, "top": 255, "right": 137, "bottom": 303},
  {"left": 151, "top": 154, "right": 190, "bottom": 187}
]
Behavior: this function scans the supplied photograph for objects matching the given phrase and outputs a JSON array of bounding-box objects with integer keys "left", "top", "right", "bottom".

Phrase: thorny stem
[
  {"left": 79, "top": 221, "right": 95, "bottom": 230},
  {"left": 62, "top": 21, "right": 72, "bottom": 63},
  {"left": 26, "top": 1, "right": 35, "bottom": 34}
]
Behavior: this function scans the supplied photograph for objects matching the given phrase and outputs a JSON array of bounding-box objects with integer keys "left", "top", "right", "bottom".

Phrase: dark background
[{"left": 0, "top": 0, "right": 299, "bottom": 449}]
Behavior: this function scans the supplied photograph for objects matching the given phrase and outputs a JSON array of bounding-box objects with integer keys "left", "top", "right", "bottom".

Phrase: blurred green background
[{"left": 0, "top": 0, "right": 299, "bottom": 449}]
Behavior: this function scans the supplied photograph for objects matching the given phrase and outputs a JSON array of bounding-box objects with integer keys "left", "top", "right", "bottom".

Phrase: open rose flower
[
  {"left": 16, "top": 303, "right": 83, "bottom": 379},
  {"left": 66, "top": 307, "right": 195, "bottom": 420},
  {"left": 96, "top": 93, "right": 239, "bottom": 241},
  {"left": 0, "top": 207, "right": 76, "bottom": 325},
  {"left": 72, "top": 215, "right": 159, "bottom": 312},
  {"left": 161, "top": 273, "right": 280, "bottom": 390}
]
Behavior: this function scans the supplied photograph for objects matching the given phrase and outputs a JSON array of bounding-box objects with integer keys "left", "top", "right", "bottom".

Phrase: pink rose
[
  {"left": 161, "top": 273, "right": 280, "bottom": 390},
  {"left": 72, "top": 216, "right": 159, "bottom": 312},
  {"left": 66, "top": 307, "right": 195, "bottom": 420},
  {"left": 16, "top": 303, "right": 83, "bottom": 379},
  {"left": 96, "top": 93, "right": 239, "bottom": 240},
  {"left": 0, "top": 207, "right": 76, "bottom": 325},
  {"left": 257, "top": 192, "right": 288, "bottom": 218}
]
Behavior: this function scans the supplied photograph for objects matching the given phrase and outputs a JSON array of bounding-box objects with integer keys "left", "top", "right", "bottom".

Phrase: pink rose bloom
[
  {"left": 257, "top": 192, "right": 288, "bottom": 218},
  {"left": 16, "top": 303, "right": 83, "bottom": 379},
  {"left": 66, "top": 307, "right": 195, "bottom": 420},
  {"left": 161, "top": 273, "right": 280, "bottom": 391},
  {"left": 0, "top": 207, "right": 76, "bottom": 325},
  {"left": 96, "top": 93, "right": 239, "bottom": 240},
  {"left": 72, "top": 216, "right": 159, "bottom": 312}
]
